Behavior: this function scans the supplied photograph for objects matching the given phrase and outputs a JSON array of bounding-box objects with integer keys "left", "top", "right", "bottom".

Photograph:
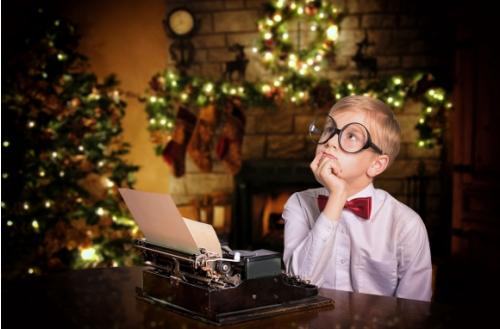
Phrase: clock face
[{"left": 168, "top": 9, "right": 194, "bottom": 36}]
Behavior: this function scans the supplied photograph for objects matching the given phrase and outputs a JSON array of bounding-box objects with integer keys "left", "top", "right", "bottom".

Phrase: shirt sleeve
[
  {"left": 395, "top": 216, "right": 433, "bottom": 301},
  {"left": 282, "top": 192, "right": 339, "bottom": 286}
]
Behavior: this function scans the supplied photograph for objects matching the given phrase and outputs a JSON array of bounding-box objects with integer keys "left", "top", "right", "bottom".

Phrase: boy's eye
[{"left": 346, "top": 132, "right": 358, "bottom": 140}]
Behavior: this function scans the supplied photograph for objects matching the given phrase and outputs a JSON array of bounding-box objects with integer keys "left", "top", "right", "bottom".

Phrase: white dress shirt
[{"left": 282, "top": 183, "right": 432, "bottom": 301}]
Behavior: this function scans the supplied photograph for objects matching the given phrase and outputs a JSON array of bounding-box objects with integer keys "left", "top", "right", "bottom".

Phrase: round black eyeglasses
[{"left": 308, "top": 115, "right": 383, "bottom": 154}]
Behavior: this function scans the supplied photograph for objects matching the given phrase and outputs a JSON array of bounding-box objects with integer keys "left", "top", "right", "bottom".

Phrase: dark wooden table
[{"left": 1, "top": 266, "right": 488, "bottom": 328}]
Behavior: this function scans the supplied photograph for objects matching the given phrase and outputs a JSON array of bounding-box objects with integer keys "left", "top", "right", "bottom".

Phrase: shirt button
[{"left": 340, "top": 259, "right": 346, "bottom": 264}]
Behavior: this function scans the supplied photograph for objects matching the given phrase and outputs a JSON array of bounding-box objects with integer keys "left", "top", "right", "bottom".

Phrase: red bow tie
[{"left": 317, "top": 195, "right": 372, "bottom": 220}]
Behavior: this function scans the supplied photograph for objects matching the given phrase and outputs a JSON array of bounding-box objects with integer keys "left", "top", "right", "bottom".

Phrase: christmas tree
[{"left": 2, "top": 9, "right": 140, "bottom": 278}]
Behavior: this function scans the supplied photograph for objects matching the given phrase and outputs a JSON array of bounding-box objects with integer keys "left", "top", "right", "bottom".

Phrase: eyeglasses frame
[{"left": 312, "top": 115, "right": 383, "bottom": 155}]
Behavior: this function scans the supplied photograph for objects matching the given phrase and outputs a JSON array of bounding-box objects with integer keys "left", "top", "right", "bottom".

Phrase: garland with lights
[
  {"left": 145, "top": 70, "right": 451, "bottom": 156},
  {"left": 2, "top": 10, "right": 140, "bottom": 278}
]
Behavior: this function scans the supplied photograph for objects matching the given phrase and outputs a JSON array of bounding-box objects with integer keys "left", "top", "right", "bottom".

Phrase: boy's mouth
[{"left": 321, "top": 152, "right": 337, "bottom": 160}]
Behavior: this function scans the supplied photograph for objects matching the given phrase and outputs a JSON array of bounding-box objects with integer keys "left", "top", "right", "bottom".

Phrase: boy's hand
[{"left": 310, "top": 152, "right": 348, "bottom": 221}]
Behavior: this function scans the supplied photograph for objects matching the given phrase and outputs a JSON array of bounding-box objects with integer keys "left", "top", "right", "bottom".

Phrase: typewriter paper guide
[{"left": 118, "top": 188, "right": 221, "bottom": 257}]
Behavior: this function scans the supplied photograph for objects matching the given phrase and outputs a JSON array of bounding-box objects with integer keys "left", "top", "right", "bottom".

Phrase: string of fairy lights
[{"left": 145, "top": 0, "right": 452, "bottom": 154}]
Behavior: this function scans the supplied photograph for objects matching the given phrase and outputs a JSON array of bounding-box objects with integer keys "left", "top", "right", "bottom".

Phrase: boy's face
[{"left": 315, "top": 109, "right": 381, "bottom": 184}]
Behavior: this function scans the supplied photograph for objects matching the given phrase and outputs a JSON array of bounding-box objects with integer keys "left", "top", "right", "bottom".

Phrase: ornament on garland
[
  {"left": 224, "top": 43, "right": 249, "bottom": 82},
  {"left": 351, "top": 30, "right": 378, "bottom": 78}
]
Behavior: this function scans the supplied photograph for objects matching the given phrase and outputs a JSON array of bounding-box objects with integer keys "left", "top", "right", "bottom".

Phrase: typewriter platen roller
[{"left": 135, "top": 240, "right": 334, "bottom": 325}]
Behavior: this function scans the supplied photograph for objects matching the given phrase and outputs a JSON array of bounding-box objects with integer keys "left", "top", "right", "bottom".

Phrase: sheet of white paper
[
  {"left": 183, "top": 218, "right": 222, "bottom": 256},
  {"left": 118, "top": 188, "right": 221, "bottom": 256}
]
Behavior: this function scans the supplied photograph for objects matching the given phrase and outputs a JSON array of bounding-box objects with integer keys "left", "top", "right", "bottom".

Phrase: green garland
[{"left": 145, "top": 71, "right": 451, "bottom": 152}]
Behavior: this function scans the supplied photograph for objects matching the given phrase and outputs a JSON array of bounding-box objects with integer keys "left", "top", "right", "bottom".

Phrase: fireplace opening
[
  {"left": 230, "top": 160, "right": 319, "bottom": 252},
  {"left": 249, "top": 190, "right": 293, "bottom": 252}
]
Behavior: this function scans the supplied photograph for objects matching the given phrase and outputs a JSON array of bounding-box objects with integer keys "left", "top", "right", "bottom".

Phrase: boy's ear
[{"left": 367, "top": 154, "right": 390, "bottom": 178}]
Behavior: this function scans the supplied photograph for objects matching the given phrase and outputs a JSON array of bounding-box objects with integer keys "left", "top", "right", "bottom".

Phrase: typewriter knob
[{"left": 216, "top": 262, "right": 231, "bottom": 274}]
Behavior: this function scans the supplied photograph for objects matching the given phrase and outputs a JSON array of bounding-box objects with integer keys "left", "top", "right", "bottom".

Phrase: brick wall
[{"left": 165, "top": 0, "right": 453, "bottom": 236}]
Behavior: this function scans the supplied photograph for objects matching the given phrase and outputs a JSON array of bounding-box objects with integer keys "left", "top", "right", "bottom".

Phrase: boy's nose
[{"left": 324, "top": 133, "right": 339, "bottom": 150}]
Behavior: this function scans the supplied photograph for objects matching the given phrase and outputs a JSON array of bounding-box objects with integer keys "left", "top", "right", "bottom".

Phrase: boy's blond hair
[{"left": 330, "top": 95, "right": 401, "bottom": 166}]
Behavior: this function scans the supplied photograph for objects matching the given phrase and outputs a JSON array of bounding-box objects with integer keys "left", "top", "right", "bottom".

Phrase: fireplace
[{"left": 230, "top": 160, "right": 320, "bottom": 251}]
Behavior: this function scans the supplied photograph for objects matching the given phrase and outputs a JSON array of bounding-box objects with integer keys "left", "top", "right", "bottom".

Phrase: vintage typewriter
[
  {"left": 118, "top": 188, "right": 333, "bottom": 325},
  {"left": 135, "top": 240, "right": 333, "bottom": 325}
]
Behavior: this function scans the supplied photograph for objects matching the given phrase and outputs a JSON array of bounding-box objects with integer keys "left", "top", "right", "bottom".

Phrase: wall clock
[{"left": 166, "top": 8, "right": 195, "bottom": 38}]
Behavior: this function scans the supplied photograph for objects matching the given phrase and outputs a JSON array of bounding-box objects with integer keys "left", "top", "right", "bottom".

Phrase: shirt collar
[
  {"left": 314, "top": 183, "right": 374, "bottom": 199},
  {"left": 347, "top": 183, "right": 375, "bottom": 201}
]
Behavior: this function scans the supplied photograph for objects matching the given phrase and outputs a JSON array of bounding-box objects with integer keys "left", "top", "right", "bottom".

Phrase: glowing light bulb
[
  {"left": 105, "top": 179, "right": 114, "bottom": 188},
  {"left": 204, "top": 83, "right": 214, "bottom": 93},
  {"left": 326, "top": 25, "right": 338, "bottom": 41},
  {"left": 81, "top": 247, "right": 98, "bottom": 261},
  {"left": 264, "top": 52, "right": 274, "bottom": 61}
]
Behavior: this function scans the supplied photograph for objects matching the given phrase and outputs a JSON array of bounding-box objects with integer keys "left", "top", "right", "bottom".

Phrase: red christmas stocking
[
  {"left": 162, "top": 106, "right": 197, "bottom": 177},
  {"left": 188, "top": 104, "right": 218, "bottom": 172},
  {"left": 216, "top": 100, "right": 246, "bottom": 174}
]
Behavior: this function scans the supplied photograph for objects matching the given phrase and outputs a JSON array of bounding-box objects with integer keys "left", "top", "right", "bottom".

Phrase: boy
[{"left": 282, "top": 95, "right": 432, "bottom": 301}]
